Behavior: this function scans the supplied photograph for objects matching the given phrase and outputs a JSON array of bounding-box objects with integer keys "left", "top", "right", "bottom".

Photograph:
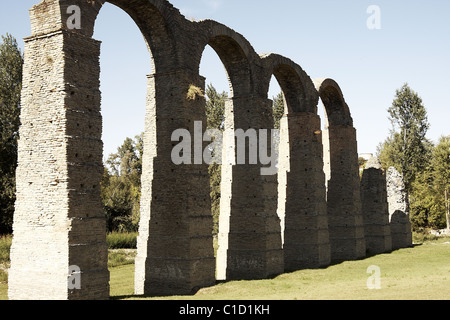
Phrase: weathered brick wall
[
  {"left": 316, "top": 79, "right": 365, "bottom": 261},
  {"left": 10, "top": 0, "right": 381, "bottom": 300},
  {"left": 9, "top": 27, "right": 109, "bottom": 300},
  {"left": 281, "top": 113, "right": 330, "bottom": 270},
  {"left": 261, "top": 54, "right": 330, "bottom": 271},
  {"left": 326, "top": 125, "right": 366, "bottom": 260},
  {"left": 217, "top": 95, "right": 283, "bottom": 281},
  {"left": 134, "top": 70, "right": 216, "bottom": 296},
  {"left": 360, "top": 157, "right": 392, "bottom": 255},
  {"left": 386, "top": 167, "right": 413, "bottom": 250}
]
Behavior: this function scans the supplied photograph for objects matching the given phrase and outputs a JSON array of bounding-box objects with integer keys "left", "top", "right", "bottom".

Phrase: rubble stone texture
[
  {"left": 386, "top": 167, "right": 413, "bottom": 250},
  {"left": 360, "top": 157, "right": 392, "bottom": 255},
  {"left": 8, "top": 0, "right": 408, "bottom": 300},
  {"left": 315, "top": 79, "right": 366, "bottom": 261},
  {"left": 270, "top": 56, "right": 330, "bottom": 271}
]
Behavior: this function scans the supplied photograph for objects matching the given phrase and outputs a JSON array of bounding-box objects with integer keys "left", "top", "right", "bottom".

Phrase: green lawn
[
  {"left": 2, "top": 238, "right": 450, "bottom": 300},
  {"left": 0, "top": 282, "right": 6, "bottom": 300},
  {"left": 112, "top": 239, "right": 450, "bottom": 300}
]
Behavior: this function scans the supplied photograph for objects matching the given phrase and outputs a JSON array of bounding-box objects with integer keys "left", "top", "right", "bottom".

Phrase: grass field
[
  {"left": 111, "top": 238, "right": 450, "bottom": 300},
  {"left": 1, "top": 236, "right": 450, "bottom": 300}
]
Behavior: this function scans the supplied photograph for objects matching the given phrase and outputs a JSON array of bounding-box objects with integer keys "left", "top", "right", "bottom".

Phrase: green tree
[
  {"left": 409, "top": 165, "right": 437, "bottom": 230},
  {"left": 430, "top": 136, "right": 450, "bottom": 229},
  {"left": 377, "top": 132, "right": 403, "bottom": 170},
  {"left": 205, "top": 87, "right": 285, "bottom": 234},
  {"left": 106, "top": 135, "right": 143, "bottom": 179},
  {"left": 410, "top": 137, "right": 450, "bottom": 231},
  {"left": 377, "top": 84, "right": 435, "bottom": 230},
  {"left": 378, "top": 83, "right": 431, "bottom": 191},
  {"left": 272, "top": 92, "right": 285, "bottom": 129},
  {"left": 102, "top": 134, "right": 143, "bottom": 232},
  {"left": 101, "top": 83, "right": 229, "bottom": 235},
  {"left": 0, "top": 34, "right": 23, "bottom": 234},
  {"left": 208, "top": 162, "right": 221, "bottom": 235},
  {"left": 205, "top": 83, "right": 226, "bottom": 130},
  {"left": 205, "top": 83, "right": 227, "bottom": 235}
]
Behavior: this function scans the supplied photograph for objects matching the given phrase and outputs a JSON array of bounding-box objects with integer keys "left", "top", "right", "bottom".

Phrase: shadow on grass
[
  {"left": 321, "top": 243, "right": 422, "bottom": 269},
  {"left": 110, "top": 294, "right": 141, "bottom": 300},
  {"left": 109, "top": 244, "right": 424, "bottom": 300}
]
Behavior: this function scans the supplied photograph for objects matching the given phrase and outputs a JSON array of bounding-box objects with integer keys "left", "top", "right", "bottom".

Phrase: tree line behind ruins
[{"left": 0, "top": 34, "right": 449, "bottom": 236}]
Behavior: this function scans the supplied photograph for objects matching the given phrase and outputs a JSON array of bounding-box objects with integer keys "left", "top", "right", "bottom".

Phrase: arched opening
[
  {"left": 200, "top": 45, "right": 231, "bottom": 94},
  {"left": 12, "top": 0, "right": 341, "bottom": 300},
  {"left": 198, "top": 33, "right": 255, "bottom": 282},
  {"left": 198, "top": 44, "right": 229, "bottom": 256},
  {"left": 318, "top": 83, "right": 352, "bottom": 127},
  {"left": 315, "top": 78, "right": 365, "bottom": 261},
  {"left": 269, "top": 75, "right": 284, "bottom": 128},
  {"left": 10, "top": 0, "right": 190, "bottom": 300},
  {"left": 316, "top": 81, "right": 352, "bottom": 192},
  {"left": 94, "top": 3, "right": 151, "bottom": 236},
  {"left": 263, "top": 60, "right": 315, "bottom": 245},
  {"left": 272, "top": 65, "right": 305, "bottom": 114},
  {"left": 261, "top": 56, "right": 330, "bottom": 271},
  {"left": 194, "top": 24, "right": 283, "bottom": 281},
  {"left": 315, "top": 79, "right": 354, "bottom": 190},
  {"left": 317, "top": 97, "right": 329, "bottom": 190}
]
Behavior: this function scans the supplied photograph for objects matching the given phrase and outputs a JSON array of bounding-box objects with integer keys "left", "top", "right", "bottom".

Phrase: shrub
[
  {"left": 108, "top": 250, "right": 136, "bottom": 268},
  {"left": 106, "top": 232, "right": 137, "bottom": 249},
  {"left": 0, "top": 269, "right": 7, "bottom": 283},
  {"left": 412, "top": 230, "right": 443, "bottom": 244},
  {"left": 186, "top": 84, "right": 204, "bottom": 101},
  {"left": 0, "top": 235, "right": 12, "bottom": 264},
  {"left": 0, "top": 235, "right": 12, "bottom": 284}
]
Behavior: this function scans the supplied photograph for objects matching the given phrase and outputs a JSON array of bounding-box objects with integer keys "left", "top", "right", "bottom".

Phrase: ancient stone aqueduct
[{"left": 8, "top": 0, "right": 412, "bottom": 300}]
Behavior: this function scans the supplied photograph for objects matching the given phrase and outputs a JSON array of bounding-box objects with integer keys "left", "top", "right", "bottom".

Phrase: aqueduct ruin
[{"left": 8, "top": 0, "right": 412, "bottom": 300}]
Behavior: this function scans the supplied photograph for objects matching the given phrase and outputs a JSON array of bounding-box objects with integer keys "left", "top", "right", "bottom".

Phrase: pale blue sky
[{"left": 1, "top": 0, "right": 449, "bottom": 158}]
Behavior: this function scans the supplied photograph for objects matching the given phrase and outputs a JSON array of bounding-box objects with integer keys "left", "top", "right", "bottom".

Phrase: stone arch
[
  {"left": 106, "top": 0, "right": 183, "bottom": 73},
  {"left": 314, "top": 78, "right": 366, "bottom": 261},
  {"left": 29, "top": 0, "right": 181, "bottom": 72},
  {"left": 9, "top": 0, "right": 216, "bottom": 300},
  {"left": 260, "top": 53, "right": 318, "bottom": 114},
  {"left": 193, "top": 20, "right": 259, "bottom": 97},
  {"left": 187, "top": 21, "right": 284, "bottom": 281},
  {"left": 10, "top": 0, "right": 375, "bottom": 300},
  {"left": 314, "top": 78, "right": 352, "bottom": 127},
  {"left": 260, "top": 54, "right": 330, "bottom": 270}
]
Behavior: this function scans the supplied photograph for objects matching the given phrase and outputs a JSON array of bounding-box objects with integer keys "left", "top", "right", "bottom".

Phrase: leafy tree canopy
[{"left": 0, "top": 34, "right": 23, "bottom": 234}]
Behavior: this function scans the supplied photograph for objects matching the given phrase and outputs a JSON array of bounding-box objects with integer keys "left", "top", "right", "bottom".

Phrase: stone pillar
[
  {"left": 360, "top": 157, "right": 392, "bottom": 255},
  {"left": 386, "top": 167, "right": 413, "bottom": 250},
  {"left": 9, "top": 30, "right": 109, "bottom": 300},
  {"left": 280, "top": 113, "right": 330, "bottom": 270},
  {"left": 217, "top": 95, "right": 283, "bottom": 281},
  {"left": 326, "top": 125, "right": 366, "bottom": 260},
  {"left": 135, "top": 70, "right": 216, "bottom": 296}
]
